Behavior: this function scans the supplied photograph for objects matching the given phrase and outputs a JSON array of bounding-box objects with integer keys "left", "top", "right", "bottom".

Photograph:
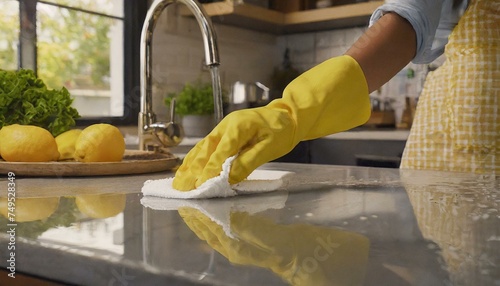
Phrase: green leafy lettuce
[{"left": 0, "top": 69, "right": 80, "bottom": 136}]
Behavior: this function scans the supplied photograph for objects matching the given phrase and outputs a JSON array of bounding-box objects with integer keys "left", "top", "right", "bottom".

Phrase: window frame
[{"left": 16, "top": 0, "right": 148, "bottom": 126}]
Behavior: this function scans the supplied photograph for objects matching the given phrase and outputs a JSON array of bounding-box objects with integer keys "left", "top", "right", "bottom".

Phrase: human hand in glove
[
  {"left": 179, "top": 208, "right": 370, "bottom": 286},
  {"left": 173, "top": 55, "right": 371, "bottom": 191}
]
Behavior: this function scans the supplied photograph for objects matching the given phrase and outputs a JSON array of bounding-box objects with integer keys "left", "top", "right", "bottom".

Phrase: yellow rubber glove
[
  {"left": 179, "top": 208, "right": 370, "bottom": 286},
  {"left": 174, "top": 55, "right": 370, "bottom": 191}
]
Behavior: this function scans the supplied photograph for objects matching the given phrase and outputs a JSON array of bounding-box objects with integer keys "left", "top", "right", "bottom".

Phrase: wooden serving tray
[{"left": 0, "top": 150, "right": 179, "bottom": 177}]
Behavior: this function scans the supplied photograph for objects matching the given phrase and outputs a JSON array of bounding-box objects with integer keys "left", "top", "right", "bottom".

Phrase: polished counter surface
[{"left": 0, "top": 163, "right": 499, "bottom": 285}]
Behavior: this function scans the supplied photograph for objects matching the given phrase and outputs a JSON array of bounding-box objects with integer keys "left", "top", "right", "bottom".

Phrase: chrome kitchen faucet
[{"left": 138, "top": 0, "right": 223, "bottom": 150}]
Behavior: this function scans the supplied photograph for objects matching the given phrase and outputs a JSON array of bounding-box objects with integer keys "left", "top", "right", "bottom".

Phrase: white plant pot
[{"left": 181, "top": 115, "right": 215, "bottom": 137}]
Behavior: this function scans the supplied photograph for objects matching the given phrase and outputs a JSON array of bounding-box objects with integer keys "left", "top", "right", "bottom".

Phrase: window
[
  {"left": 0, "top": 0, "right": 148, "bottom": 125},
  {"left": 0, "top": 1, "right": 19, "bottom": 71}
]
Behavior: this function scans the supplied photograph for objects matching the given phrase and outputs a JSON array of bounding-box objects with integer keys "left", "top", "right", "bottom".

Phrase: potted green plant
[{"left": 164, "top": 81, "right": 217, "bottom": 137}]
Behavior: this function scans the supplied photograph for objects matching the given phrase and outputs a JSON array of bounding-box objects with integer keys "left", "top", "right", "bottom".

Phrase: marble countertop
[
  {"left": 322, "top": 129, "right": 410, "bottom": 141},
  {"left": 0, "top": 163, "right": 498, "bottom": 285},
  {"left": 176, "top": 130, "right": 411, "bottom": 146}
]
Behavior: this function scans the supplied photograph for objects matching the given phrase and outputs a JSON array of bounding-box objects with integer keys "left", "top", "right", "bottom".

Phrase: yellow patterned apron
[{"left": 400, "top": 0, "right": 500, "bottom": 174}]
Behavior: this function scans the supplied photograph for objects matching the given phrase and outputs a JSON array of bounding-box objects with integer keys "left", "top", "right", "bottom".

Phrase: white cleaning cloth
[
  {"left": 141, "top": 192, "right": 288, "bottom": 238},
  {"left": 141, "top": 156, "right": 292, "bottom": 199}
]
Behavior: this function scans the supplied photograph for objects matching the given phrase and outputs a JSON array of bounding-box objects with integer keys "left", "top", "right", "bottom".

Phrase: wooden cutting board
[{"left": 0, "top": 150, "right": 179, "bottom": 177}]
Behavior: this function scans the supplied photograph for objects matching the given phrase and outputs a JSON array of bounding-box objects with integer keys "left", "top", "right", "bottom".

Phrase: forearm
[{"left": 345, "top": 12, "right": 417, "bottom": 93}]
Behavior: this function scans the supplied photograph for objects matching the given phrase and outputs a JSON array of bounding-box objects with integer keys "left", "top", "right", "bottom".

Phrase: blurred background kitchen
[{"left": 0, "top": 0, "right": 441, "bottom": 167}]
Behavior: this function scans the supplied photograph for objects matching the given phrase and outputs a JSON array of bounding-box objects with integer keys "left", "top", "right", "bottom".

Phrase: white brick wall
[
  {"left": 151, "top": 8, "right": 280, "bottom": 118},
  {"left": 277, "top": 26, "right": 366, "bottom": 72},
  {"left": 151, "top": 6, "right": 369, "bottom": 119}
]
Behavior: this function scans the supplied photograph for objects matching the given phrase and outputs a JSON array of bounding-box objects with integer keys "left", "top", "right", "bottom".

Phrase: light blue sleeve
[{"left": 369, "top": 0, "right": 459, "bottom": 64}]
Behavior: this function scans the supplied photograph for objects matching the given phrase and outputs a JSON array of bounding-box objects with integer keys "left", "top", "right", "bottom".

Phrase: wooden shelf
[{"left": 180, "top": 1, "right": 383, "bottom": 34}]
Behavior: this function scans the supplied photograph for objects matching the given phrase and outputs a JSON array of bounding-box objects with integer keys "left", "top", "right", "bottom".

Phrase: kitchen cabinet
[
  {"left": 168, "top": 130, "right": 409, "bottom": 167},
  {"left": 181, "top": 0, "right": 383, "bottom": 33},
  {"left": 309, "top": 130, "right": 409, "bottom": 167}
]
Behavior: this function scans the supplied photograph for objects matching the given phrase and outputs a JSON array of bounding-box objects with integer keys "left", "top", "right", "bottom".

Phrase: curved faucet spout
[{"left": 139, "top": 0, "right": 223, "bottom": 150}]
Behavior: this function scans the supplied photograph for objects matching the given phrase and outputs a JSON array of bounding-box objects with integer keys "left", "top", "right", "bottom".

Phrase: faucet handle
[
  {"left": 150, "top": 99, "right": 185, "bottom": 148},
  {"left": 169, "top": 98, "right": 177, "bottom": 123}
]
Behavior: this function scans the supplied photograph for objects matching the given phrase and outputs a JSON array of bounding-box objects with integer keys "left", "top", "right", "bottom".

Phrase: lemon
[
  {"left": 55, "top": 129, "right": 82, "bottom": 160},
  {"left": 75, "top": 193, "right": 126, "bottom": 219},
  {"left": 74, "top": 124, "right": 125, "bottom": 162},
  {"left": 0, "top": 197, "right": 60, "bottom": 222},
  {"left": 0, "top": 124, "right": 60, "bottom": 162}
]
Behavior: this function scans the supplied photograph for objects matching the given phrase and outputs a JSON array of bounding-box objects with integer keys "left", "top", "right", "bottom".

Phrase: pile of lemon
[{"left": 0, "top": 123, "right": 125, "bottom": 162}]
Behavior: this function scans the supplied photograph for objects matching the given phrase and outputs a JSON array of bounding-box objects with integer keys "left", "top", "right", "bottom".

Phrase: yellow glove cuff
[{"left": 272, "top": 55, "right": 371, "bottom": 141}]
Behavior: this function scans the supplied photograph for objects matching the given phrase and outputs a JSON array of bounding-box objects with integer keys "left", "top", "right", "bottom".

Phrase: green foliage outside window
[
  {"left": 0, "top": 2, "right": 19, "bottom": 71},
  {"left": 0, "top": 0, "right": 115, "bottom": 91},
  {"left": 37, "top": 1, "right": 114, "bottom": 90}
]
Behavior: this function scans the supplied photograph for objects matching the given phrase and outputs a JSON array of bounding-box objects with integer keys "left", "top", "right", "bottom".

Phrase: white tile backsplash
[
  {"left": 344, "top": 26, "right": 366, "bottom": 46},
  {"left": 285, "top": 33, "right": 316, "bottom": 51},
  {"left": 315, "top": 46, "right": 347, "bottom": 63},
  {"left": 150, "top": 8, "right": 376, "bottom": 119},
  {"left": 315, "top": 30, "right": 346, "bottom": 48},
  {"left": 278, "top": 27, "right": 368, "bottom": 71},
  {"left": 151, "top": 13, "right": 280, "bottom": 119}
]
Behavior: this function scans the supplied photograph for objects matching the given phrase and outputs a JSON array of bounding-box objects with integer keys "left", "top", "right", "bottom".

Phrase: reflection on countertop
[{"left": 0, "top": 164, "right": 498, "bottom": 285}]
